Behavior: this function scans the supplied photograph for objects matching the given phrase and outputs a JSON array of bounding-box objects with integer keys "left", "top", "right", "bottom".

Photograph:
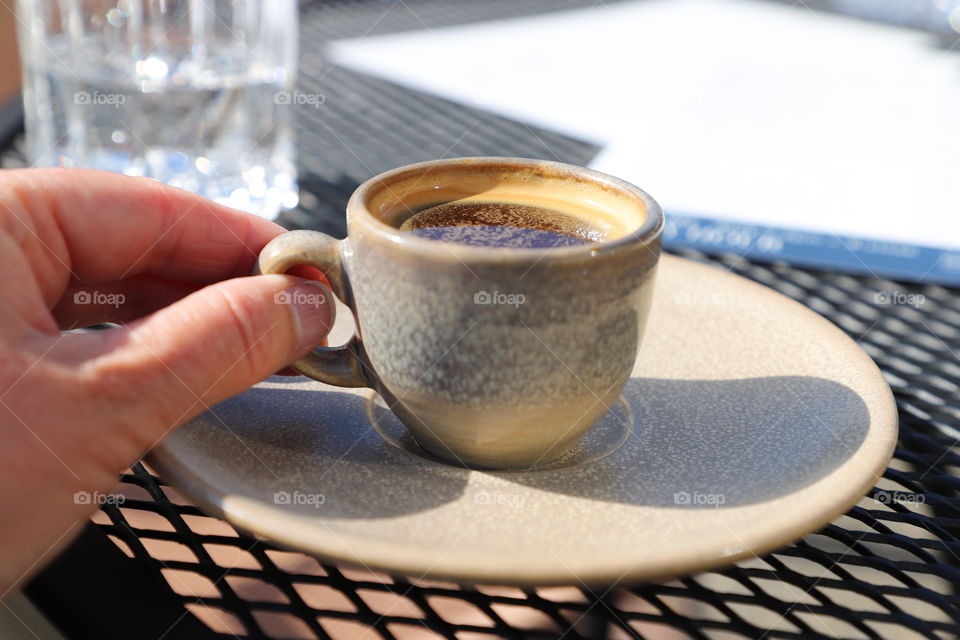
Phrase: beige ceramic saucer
[{"left": 146, "top": 255, "right": 897, "bottom": 586}]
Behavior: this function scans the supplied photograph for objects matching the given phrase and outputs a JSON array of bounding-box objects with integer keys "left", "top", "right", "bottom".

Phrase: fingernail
[{"left": 281, "top": 280, "right": 335, "bottom": 356}]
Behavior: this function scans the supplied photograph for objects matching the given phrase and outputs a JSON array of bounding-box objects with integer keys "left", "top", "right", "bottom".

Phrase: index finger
[{"left": 1, "top": 168, "right": 288, "bottom": 301}]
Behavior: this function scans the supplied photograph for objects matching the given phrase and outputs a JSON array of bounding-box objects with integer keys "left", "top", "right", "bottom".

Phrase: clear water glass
[{"left": 15, "top": 0, "right": 299, "bottom": 219}]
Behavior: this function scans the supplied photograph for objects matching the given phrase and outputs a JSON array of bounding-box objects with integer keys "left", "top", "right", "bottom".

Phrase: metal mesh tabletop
[{"left": 9, "top": 1, "right": 960, "bottom": 638}]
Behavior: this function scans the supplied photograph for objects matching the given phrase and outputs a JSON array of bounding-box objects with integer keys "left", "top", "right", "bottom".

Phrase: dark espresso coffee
[{"left": 398, "top": 201, "right": 599, "bottom": 249}]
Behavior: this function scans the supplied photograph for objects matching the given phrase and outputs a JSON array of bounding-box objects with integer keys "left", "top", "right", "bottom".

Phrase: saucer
[{"left": 146, "top": 255, "right": 897, "bottom": 586}]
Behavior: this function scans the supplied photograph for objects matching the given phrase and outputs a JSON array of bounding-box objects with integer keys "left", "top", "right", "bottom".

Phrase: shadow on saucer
[
  {"left": 495, "top": 375, "right": 870, "bottom": 508},
  {"left": 177, "top": 375, "right": 869, "bottom": 517},
  {"left": 184, "top": 385, "right": 470, "bottom": 519}
]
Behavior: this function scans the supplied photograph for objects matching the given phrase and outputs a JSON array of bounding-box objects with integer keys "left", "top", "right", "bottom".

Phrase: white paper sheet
[{"left": 328, "top": 0, "right": 960, "bottom": 281}]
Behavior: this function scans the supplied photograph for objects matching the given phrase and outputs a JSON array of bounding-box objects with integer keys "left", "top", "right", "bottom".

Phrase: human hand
[{"left": 0, "top": 169, "right": 335, "bottom": 594}]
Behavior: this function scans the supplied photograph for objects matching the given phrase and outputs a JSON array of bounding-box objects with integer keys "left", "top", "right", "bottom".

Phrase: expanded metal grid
[{"left": 6, "top": 1, "right": 960, "bottom": 637}]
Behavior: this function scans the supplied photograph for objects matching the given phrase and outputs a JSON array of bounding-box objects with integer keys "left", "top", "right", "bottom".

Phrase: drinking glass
[{"left": 15, "top": 0, "right": 299, "bottom": 219}]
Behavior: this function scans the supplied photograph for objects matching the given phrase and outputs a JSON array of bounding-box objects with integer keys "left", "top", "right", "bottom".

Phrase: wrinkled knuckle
[
  {"left": 72, "top": 357, "right": 170, "bottom": 456},
  {"left": 0, "top": 347, "right": 29, "bottom": 392},
  {"left": 77, "top": 331, "right": 169, "bottom": 406},
  {"left": 79, "top": 348, "right": 156, "bottom": 415}
]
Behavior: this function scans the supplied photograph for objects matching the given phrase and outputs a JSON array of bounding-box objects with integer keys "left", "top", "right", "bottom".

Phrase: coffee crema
[{"left": 398, "top": 200, "right": 601, "bottom": 249}]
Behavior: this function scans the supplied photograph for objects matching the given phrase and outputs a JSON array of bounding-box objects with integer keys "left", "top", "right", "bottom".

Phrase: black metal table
[{"left": 11, "top": 1, "right": 960, "bottom": 638}]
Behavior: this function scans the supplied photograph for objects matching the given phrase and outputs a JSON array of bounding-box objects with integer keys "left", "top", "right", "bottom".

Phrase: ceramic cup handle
[{"left": 255, "top": 230, "right": 369, "bottom": 388}]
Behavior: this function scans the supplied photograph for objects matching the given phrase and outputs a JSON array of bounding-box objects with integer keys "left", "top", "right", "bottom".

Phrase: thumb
[{"left": 84, "top": 274, "right": 334, "bottom": 434}]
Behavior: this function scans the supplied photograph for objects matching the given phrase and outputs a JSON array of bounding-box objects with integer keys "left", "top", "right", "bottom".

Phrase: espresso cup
[{"left": 258, "top": 157, "right": 663, "bottom": 469}]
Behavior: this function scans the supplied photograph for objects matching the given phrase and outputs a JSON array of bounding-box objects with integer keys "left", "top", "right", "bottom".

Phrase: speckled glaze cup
[{"left": 258, "top": 157, "right": 663, "bottom": 469}]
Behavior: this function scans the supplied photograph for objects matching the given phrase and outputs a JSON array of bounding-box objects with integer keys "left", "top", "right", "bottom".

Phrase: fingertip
[{"left": 281, "top": 280, "right": 336, "bottom": 357}]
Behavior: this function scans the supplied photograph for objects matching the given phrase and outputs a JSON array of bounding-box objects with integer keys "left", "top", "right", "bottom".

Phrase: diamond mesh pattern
[{"left": 5, "top": 1, "right": 960, "bottom": 637}]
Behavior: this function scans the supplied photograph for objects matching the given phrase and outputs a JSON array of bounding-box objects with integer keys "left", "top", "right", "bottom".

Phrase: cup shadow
[
  {"left": 177, "top": 374, "right": 870, "bottom": 518},
  {"left": 494, "top": 375, "right": 871, "bottom": 508},
  {"left": 182, "top": 384, "right": 470, "bottom": 518}
]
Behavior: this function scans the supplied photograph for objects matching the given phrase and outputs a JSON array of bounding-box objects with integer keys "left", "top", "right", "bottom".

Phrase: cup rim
[{"left": 347, "top": 157, "right": 663, "bottom": 262}]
